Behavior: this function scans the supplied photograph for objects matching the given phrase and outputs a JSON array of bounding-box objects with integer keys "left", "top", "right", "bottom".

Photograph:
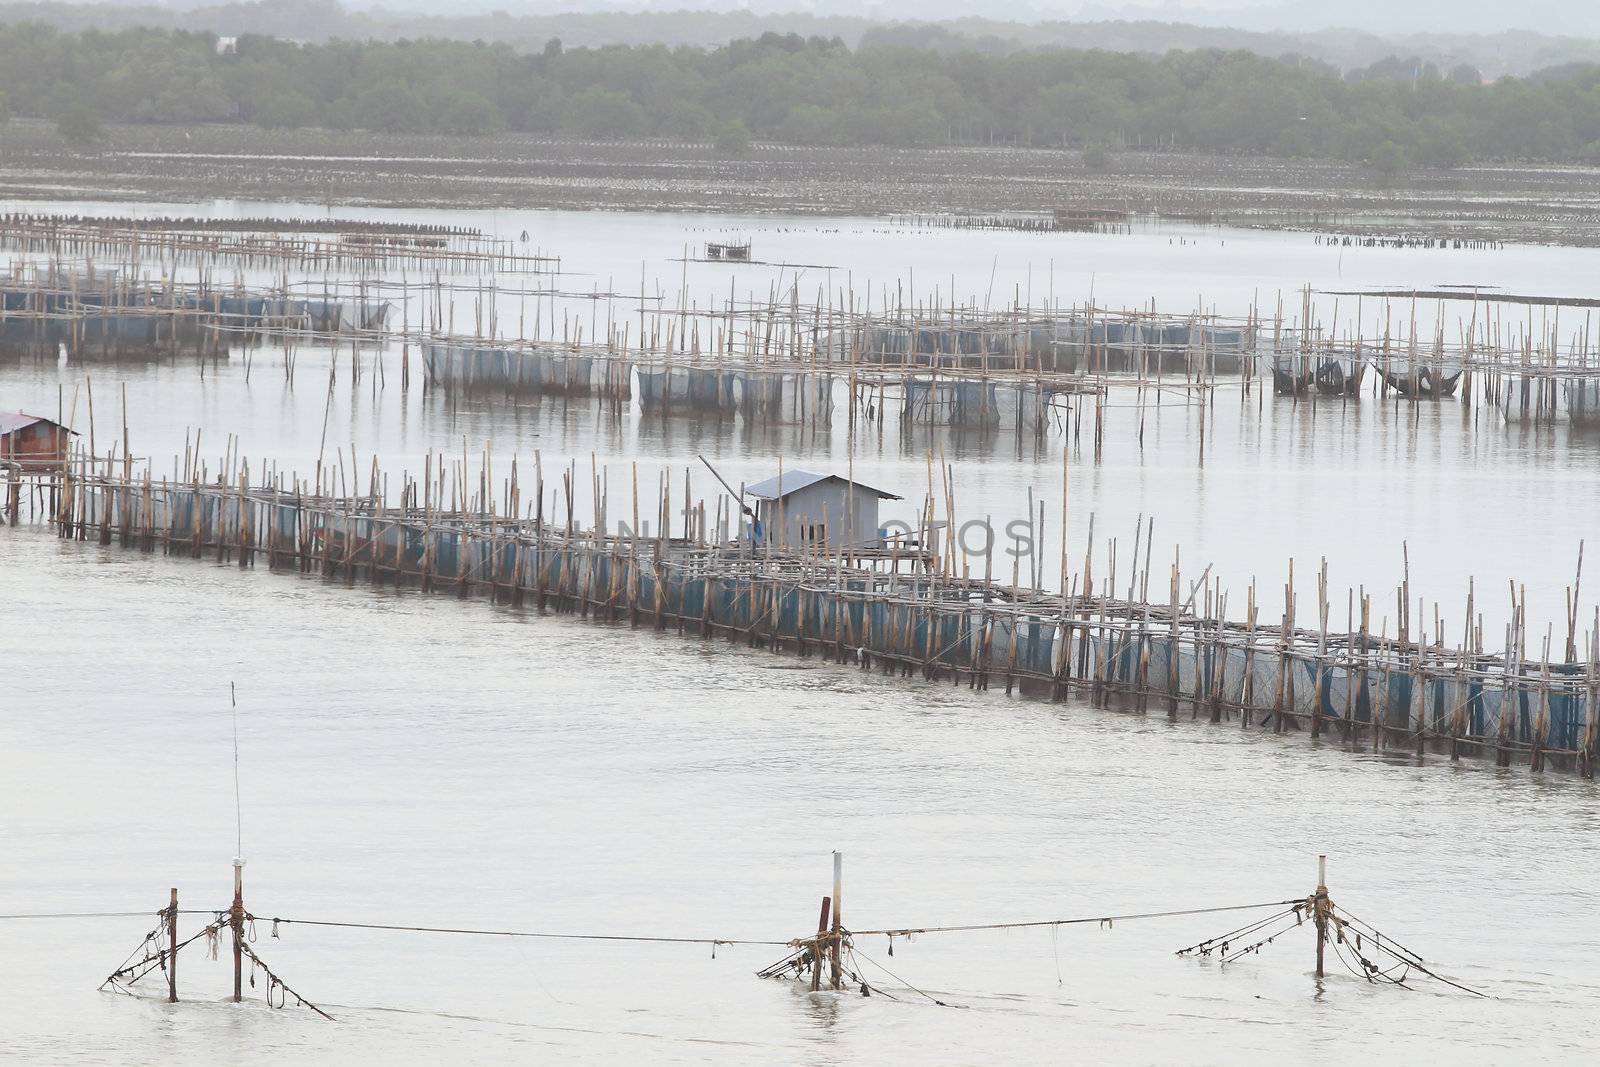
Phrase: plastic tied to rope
[
  {"left": 1175, "top": 905, "right": 1301, "bottom": 960},
  {"left": 100, "top": 917, "right": 229, "bottom": 993},
  {"left": 1180, "top": 897, "right": 1487, "bottom": 997}
]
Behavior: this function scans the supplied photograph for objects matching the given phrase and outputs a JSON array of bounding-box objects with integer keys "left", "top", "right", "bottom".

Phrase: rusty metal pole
[
  {"left": 811, "top": 896, "right": 830, "bottom": 993},
  {"left": 231, "top": 859, "right": 245, "bottom": 1003},
  {"left": 1313, "top": 854, "right": 1328, "bottom": 980},
  {"left": 167, "top": 887, "right": 178, "bottom": 1003}
]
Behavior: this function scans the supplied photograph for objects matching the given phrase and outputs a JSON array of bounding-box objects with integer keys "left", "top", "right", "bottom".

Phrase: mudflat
[{"left": 3, "top": 121, "right": 1600, "bottom": 244}]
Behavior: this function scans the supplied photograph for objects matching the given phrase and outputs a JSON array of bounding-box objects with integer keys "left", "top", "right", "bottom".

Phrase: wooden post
[
  {"left": 1312, "top": 562, "right": 1328, "bottom": 739},
  {"left": 231, "top": 859, "right": 244, "bottom": 1003},
  {"left": 167, "top": 887, "right": 178, "bottom": 1003},
  {"left": 812, "top": 895, "right": 831, "bottom": 992},
  {"left": 1313, "top": 854, "right": 1328, "bottom": 980},
  {"left": 1167, "top": 558, "right": 1180, "bottom": 717}
]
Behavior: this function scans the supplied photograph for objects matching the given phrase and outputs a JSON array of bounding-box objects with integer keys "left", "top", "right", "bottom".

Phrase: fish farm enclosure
[
  {"left": 5, "top": 210, "right": 1600, "bottom": 777},
  {"left": 42, "top": 455, "right": 1600, "bottom": 775},
  {"left": 5, "top": 201, "right": 1600, "bottom": 1066}
]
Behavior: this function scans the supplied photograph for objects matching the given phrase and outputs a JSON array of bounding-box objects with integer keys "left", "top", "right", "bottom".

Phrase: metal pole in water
[
  {"left": 167, "top": 887, "right": 178, "bottom": 1003},
  {"left": 231, "top": 858, "right": 245, "bottom": 1003},
  {"left": 1314, "top": 854, "right": 1328, "bottom": 980},
  {"left": 812, "top": 895, "right": 831, "bottom": 992},
  {"left": 831, "top": 851, "right": 843, "bottom": 990}
]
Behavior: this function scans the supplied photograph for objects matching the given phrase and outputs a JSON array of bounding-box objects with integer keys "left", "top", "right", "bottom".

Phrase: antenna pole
[
  {"left": 229, "top": 681, "right": 246, "bottom": 1003},
  {"left": 696, "top": 454, "right": 754, "bottom": 519},
  {"left": 230, "top": 682, "right": 241, "bottom": 858}
]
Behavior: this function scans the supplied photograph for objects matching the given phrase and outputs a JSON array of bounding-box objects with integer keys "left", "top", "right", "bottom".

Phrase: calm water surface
[
  {"left": 3, "top": 529, "right": 1598, "bottom": 1065},
  {"left": 7, "top": 196, "right": 1600, "bottom": 338},
  {"left": 3, "top": 342, "right": 1595, "bottom": 627},
  {"left": 2, "top": 204, "right": 1599, "bottom": 1064}
]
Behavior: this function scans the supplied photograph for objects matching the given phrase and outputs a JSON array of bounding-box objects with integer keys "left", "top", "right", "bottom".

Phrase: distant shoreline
[{"left": 2, "top": 122, "right": 1599, "bottom": 246}]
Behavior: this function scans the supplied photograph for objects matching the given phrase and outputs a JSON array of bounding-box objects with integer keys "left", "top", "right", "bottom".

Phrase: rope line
[
  {"left": 1331, "top": 906, "right": 1487, "bottom": 998},
  {"left": 69, "top": 897, "right": 1488, "bottom": 1000},
  {"left": 0, "top": 910, "right": 216, "bottom": 921},
  {"left": 851, "top": 899, "right": 1301, "bottom": 937},
  {"left": 1330, "top": 934, "right": 1411, "bottom": 986},
  {"left": 1175, "top": 906, "right": 1301, "bottom": 957},
  {"left": 102, "top": 919, "right": 227, "bottom": 990},
  {"left": 848, "top": 943, "right": 962, "bottom": 1008},
  {"left": 254, "top": 914, "right": 791, "bottom": 947},
  {"left": 252, "top": 900, "right": 1294, "bottom": 948},
  {"left": 239, "top": 941, "right": 334, "bottom": 1020},
  {"left": 1331, "top": 906, "right": 1429, "bottom": 965},
  {"left": 1219, "top": 913, "right": 1305, "bottom": 965},
  {"left": 105, "top": 927, "right": 163, "bottom": 986},
  {"left": 842, "top": 945, "right": 901, "bottom": 1001}
]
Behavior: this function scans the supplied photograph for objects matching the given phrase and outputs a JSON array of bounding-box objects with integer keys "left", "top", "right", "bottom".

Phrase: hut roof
[
  {"left": 744, "top": 469, "right": 901, "bottom": 502},
  {"left": 0, "top": 411, "right": 73, "bottom": 436}
]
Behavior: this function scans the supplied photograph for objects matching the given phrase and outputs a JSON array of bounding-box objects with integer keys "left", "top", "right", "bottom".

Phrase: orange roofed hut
[{"left": 0, "top": 411, "right": 74, "bottom": 471}]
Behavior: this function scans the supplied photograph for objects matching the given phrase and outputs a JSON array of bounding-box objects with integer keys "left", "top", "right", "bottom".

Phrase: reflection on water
[{"left": 4, "top": 337, "right": 1598, "bottom": 631}]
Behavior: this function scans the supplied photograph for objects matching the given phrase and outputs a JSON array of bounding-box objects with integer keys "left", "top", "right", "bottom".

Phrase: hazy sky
[{"left": 369, "top": 1, "right": 1600, "bottom": 39}]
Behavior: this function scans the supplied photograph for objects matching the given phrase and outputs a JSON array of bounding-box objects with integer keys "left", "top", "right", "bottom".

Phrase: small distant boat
[
  {"left": 1376, "top": 363, "right": 1463, "bottom": 398},
  {"left": 1272, "top": 353, "right": 1363, "bottom": 396},
  {"left": 705, "top": 240, "right": 751, "bottom": 262},
  {"left": 1272, "top": 359, "right": 1309, "bottom": 395}
]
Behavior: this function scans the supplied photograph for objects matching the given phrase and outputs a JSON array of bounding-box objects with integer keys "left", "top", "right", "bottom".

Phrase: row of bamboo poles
[
  {"left": 12, "top": 255, "right": 1600, "bottom": 413},
  {"left": 22, "top": 443, "right": 1599, "bottom": 778},
  {"left": 0, "top": 215, "right": 556, "bottom": 274}
]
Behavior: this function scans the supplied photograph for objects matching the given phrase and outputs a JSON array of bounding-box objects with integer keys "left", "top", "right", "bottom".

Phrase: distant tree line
[
  {"left": 3, "top": 24, "right": 1600, "bottom": 166},
  {"left": 3, "top": 2, "right": 1600, "bottom": 79}
]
